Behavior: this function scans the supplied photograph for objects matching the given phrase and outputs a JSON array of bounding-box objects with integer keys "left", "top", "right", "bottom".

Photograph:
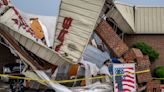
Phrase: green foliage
[
  {"left": 154, "top": 66, "right": 164, "bottom": 78},
  {"left": 155, "top": 66, "right": 164, "bottom": 84},
  {"left": 133, "top": 42, "right": 159, "bottom": 63}
]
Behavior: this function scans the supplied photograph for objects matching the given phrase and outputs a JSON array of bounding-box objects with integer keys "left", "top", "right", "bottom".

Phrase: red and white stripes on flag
[{"left": 113, "top": 64, "right": 136, "bottom": 92}]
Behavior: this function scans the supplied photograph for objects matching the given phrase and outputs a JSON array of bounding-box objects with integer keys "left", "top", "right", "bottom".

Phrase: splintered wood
[{"left": 95, "top": 20, "right": 129, "bottom": 57}]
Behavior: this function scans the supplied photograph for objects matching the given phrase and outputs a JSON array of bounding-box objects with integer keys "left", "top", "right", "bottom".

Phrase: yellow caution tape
[
  {"left": 0, "top": 69, "right": 161, "bottom": 84},
  {"left": 152, "top": 78, "right": 164, "bottom": 80}
]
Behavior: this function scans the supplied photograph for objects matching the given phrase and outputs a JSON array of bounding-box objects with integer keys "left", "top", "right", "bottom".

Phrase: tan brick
[
  {"left": 123, "top": 48, "right": 143, "bottom": 63},
  {"left": 137, "top": 55, "right": 151, "bottom": 66},
  {"left": 96, "top": 20, "right": 129, "bottom": 57},
  {"left": 146, "top": 80, "right": 161, "bottom": 92},
  {"left": 136, "top": 65, "right": 152, "bottom": 83}
]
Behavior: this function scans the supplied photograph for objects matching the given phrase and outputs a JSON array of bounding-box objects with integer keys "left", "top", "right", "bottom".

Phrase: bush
[
  {"left": 133, "top": 42, "right": 159, "bottom": 63},
  {"left": 154, "top": 66, "right": 164, "bottom": 84},
  {"left": 154, "top": 66, "right": 164, "bottom": 78}
]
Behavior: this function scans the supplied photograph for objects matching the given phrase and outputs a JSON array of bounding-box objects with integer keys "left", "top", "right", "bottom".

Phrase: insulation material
[
  {"left": 68, "top": 64, "right": 79, "bottom": 77},
  {"left": 90, "top": 39, "right": 98, "bottom": 48},
  {"left": 54, "top": 0, "right": 106, "bottom": 62},
  {"left": 35, "top": 70, "right": 72, "bottom": 92},
  {"left": 79, "top": 59, "right": 99, "bottom": 86},
  {"left": 21, "top": 13, "right": 57, "bottom": 47},
  {"left": 71, "top": 82, "right": 113, "bottom": 92},
  {"left": 123, "top": 48, "right": 143, "bottom": 63},
  {"left": 96, "top": 20, "right": 129, "bottom": 57}
]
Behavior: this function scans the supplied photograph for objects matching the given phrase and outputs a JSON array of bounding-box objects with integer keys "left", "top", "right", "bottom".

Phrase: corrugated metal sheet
[
  {"left": 54, "top": 0, "right": 105, "bottom": 62},
  {"left": 106, "top": 2, "right": 134, "bottom": 33},
  {"left": 135, "top": 7, "right": 164, "bottom": 34},
  {"left": 115, "top": 3, "right": 135, "bottom": 31},
  {"left": 107, "top": 2, "right": 164, "bottom": 34},
  {"left": 83, "top": 45, "right": 110, "bottom": 68}
]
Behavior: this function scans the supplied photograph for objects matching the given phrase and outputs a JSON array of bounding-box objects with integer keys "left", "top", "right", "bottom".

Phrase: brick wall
[
  {"left": 124, "top": 34, "right": 164, "bottom": 70},
  {"left": 0, "top": 44, "right": 16, "bottom": 73}
]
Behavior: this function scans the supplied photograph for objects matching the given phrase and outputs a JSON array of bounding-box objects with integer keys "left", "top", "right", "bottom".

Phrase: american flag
[{"left": 114, "top": 67, "right": 136, "bottom": 92}]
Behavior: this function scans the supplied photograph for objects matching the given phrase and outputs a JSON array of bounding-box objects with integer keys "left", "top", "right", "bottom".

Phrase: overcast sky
[
  {"left": 118, "top": 0, "right": 164, "bottom": 6},
  {"left": 11, "top": 0, "right": 164, "bottom": 16},
  {"left": 11, "top": 0, "right": 61, "bottom": 16}
]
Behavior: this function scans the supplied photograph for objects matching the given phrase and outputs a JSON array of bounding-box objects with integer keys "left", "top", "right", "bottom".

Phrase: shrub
[
  {"left": 133, "top": 42, "right": 159, "bottom": 63},
  {"left": 154, "top": 66, "right": 164, "bottom": 78}
]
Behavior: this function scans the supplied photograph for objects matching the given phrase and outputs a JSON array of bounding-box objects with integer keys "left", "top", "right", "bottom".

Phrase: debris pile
[
  {"left": 0, "top": 0, "right": 162, "bottom": 91},
  {"left": 88, "top": 20, "right": 155, "bottom": 91}
]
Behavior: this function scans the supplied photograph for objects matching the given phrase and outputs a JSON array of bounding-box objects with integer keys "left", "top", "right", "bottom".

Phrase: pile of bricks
[
  {"left": 96, "top": 20, "right": 154, "bottom": 88},
  {"left": 146, "top": 80, "right": 161, "bottom": 92},
  {"left": 136, "top": 55, "right": 151, "bottom": 66},
  {"left": 96, "top": 20, "right": 129, "bottom": 57},
  {"left": 136, "top": 55, "right": 152, "bottom": 83},
  {"left": 123, "top": 48, "right": 143, "bottom": 63},
  {"left": 136, "top": 66, "right": 152, "bottom": 83},
  {"left": 121, "top": 48, "right": 152, "bottom": 83}
]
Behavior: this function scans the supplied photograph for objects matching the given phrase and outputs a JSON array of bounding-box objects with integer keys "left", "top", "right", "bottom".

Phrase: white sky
[{"left": 11, "top": 0, "right": 164, "bottom": 16}]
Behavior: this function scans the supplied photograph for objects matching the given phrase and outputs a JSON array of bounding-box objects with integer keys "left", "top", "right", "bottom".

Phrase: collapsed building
[{"left": 0, "top": 0, "right": 164, "bottom": 92}]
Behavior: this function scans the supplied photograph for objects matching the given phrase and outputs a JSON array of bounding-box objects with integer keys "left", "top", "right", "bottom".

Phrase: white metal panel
[
  {"left": 9, "top": 30, "right": 14, "bottom": 36},
  {"left": 36, "top": 47, "right": 48, "bottom": 59},
  {"left": 14, "top": 32, "right": 21, "bottom": 41},
  {"left": 106, "top": 7, "right": 133, "bottom": 33},
  {"left": 19, "top": 35, "right": 28, "bottom": 46},
  {"left": 115, "top": 3, "right": 135, "bottom": 30},
  {"left": 9, "top": 29, "right": 71, "bottom": 66},
  {"left": 25, "top": 39, "right": 34, "bottom": 50},
  {"left": 61, "top": 0, "right": 102, "bottom": 12},
  {"left": 49, "top": 54, "right": 60, "bottom": 65},
  {"left": 54, "top": 0, "right": 105, "bottom": 62},
  {"left": 30, "top": 43, "right": 40, "bottom": 54},
  {"left": 61, "top": 3, "right": 98, "bottom": 19},
  {"left": 135, "top": 7, "right": 164, "bottom": 33},
  {"left": 43, "top": 50, "right": 53, "bottom": 62},
  {"left": 56, "top": 24, "right": 90, "bottom": 39}
]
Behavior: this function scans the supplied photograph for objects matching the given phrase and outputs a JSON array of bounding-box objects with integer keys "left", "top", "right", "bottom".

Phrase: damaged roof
[{"left": 107, "top": 1, "right": 164, "bottom": 34}]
